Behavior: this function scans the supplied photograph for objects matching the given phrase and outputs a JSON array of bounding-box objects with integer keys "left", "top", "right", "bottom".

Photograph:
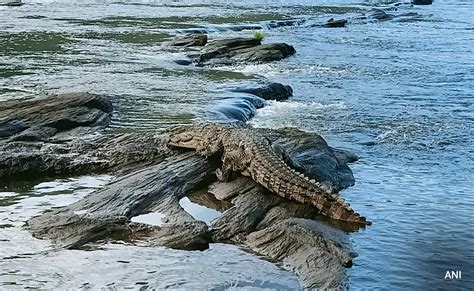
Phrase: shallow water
[{"left": 1, "top": 0, "right": 473, "bottom": 289}]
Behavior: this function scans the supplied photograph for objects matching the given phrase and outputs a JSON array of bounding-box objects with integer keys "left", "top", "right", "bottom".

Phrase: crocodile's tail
[
  {"left": 291, "top": 190, "right": 368, "bottom": 224},
  {"left": 313, "top": 194, "right": 369, "bottom": 225}
]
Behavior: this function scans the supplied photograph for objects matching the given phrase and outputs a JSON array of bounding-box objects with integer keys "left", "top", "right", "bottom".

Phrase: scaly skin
[{"left": 169, "top": 124, "right": 369, "bottom": 225}]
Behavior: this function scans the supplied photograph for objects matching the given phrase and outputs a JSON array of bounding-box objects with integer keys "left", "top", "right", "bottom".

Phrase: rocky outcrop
[
  {"left": 176, "top": 37, "right": 295, "bottom": 66},
  {"left": 0, "top": 93, "right": 365, "bottom": 289},
  {"left": 196, "top": 38, "right": 295, "bottom": 65},
  {"left": 343, "top": 8, "right": 422, "bottom": 24},
  {"left": 0, "top": 93, "right": 167, "bottom": 181},
  {"left": 0, "top": 92, "right": 112, "bottom": 141},
  {"left": 169, "top": 32, "right": 208, "bottom": 47},
  {"left": 323, "top": 18, "right": 348, "bottom": 28},
  {"left": 307, "top": 6, "right": 423, "bottom": 28},
  {"left": 0, "top": 0, "right": 22, "bottom": 6}
]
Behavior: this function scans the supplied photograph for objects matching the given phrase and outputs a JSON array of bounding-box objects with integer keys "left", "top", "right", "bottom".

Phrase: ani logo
[{"left": 444, "top": 270, "right": 462, "bottom": 280}]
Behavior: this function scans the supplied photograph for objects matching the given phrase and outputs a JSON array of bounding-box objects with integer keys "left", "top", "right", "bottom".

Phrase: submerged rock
[
  {"left": 353, "top": 8, "right": 422, "bottom": 23},
  {"left": 412, "top": 0, "right": 432, "bottom": 4},
  {"left": 324, "top": 18, "right": 348, "bottom": 28},
  {"left": 210, "top": 82, "right": 293, "bottom": 123},
  {"left": 232, "top": 82, "right": 293, "bottom": 101},
  {"left": 267, "top": 19, "right": 305, "bottom": 29}
]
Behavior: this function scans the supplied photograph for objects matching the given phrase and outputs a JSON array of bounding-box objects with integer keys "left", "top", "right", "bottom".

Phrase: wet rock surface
[
  {"left": 264, "top": 127, "right": 358, "bottom": 193},
  {"left": 0, "top": 93, "right": 167, "bottom": 181},
  {"left": 175, "top": 37, "right": 296, "bottom": 66},
  {"left": 0, "top": 93, "right": 361, "bottom": 288},
  {"left": 0, "top": 92, "right": 112, "bottom": 141},
  {"left": 169, "top": 32, "right": 208, "bottom": 47},
  {"left": 232, "top": 82, "right": 293, "bottom": 101},
  {"left": 323, "top": 18, "right": 348, "bottom": 28}
]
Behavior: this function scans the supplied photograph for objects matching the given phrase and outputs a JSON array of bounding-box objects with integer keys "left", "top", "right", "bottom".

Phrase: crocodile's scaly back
[{"left": 169, "top": 124, "right": 369, "bottom": 225}]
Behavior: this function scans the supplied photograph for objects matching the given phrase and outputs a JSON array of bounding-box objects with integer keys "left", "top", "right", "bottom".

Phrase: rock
[
  {"left": 19, "top": 15, "right": 47, "bottom": 19},
  {"left": 0, "top": 0, "right": 22, "bottom": 6},
  {"left": 247, "top": 218, "right": 354, "bottom": 289},
  {"left": 412, "top": 0, "right": 432, "bottom": 4},
  {"left": 267, "top": 19, "right": 305, "bottom": 29},
  {"left": 232, "top": 82, "right": 293, "bottom": 101},
  {"left": 26, "top": 152, "right": 216, "bottom": 250},
  {"left": 174, "top": 59, "right": 193, "bottom": 65},
  {"left": 0, "top": 92, "right": 113, "bottom": 142},
  {"left": 263, "top": 127, "right": 357, "bottom": 193},
  {"left": 169, "top": 33, "right": 208, "bottom": 47},
  {"left": 210, "top": 183, "right": 283, "bottom": 242},
  {"left": 194, "top": 37, "right": 296, "bottom": 66},
  {"left": 324, "top": 18, "right": 348, "bottom": 28},
  {"left": 345, "top": 7, "right": 422, "bottom": 24},
  {"left": 229, "top": 43, "right": 296, "bottom": 63},
  {"left": 0, "top": 93, "right": 171, "bottom": 182},
  {"left": 208, "top": 176, "right": 255, "bottom": 200},
  {"left": 195, "top": 177, "right": 355, "bottom": 289}
]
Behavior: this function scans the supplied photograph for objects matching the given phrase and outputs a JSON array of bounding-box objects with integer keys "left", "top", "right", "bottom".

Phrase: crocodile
[{"left": 169, "top": 124, "right": 370, "bottom": 225}]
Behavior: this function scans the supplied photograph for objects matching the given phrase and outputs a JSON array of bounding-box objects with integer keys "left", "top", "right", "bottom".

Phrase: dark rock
[
  {"left": 349, "top": 8, "right": 422, "bottom": 24},
  {"left": 19, "top": 15, "right": 47, "bottom": 19},
  {"left": 366, "top": 8, "right": 391, "bottom": 20},
  {"left": 229, "top": 43, "right": 296, "bottom": 63},
  {"left": 169, "top": 33, "right": 208, "bottom": 47},
  {"left": 0, "top": 119, "right": 27, "bottom": 138},
  {"left": 178, "top": 24, "right": 263, "bottom": 34},
  {"left": 174, "top": 59, "right": 193, "bottom": 66},
  {"left": 362, "top": 8, "right": 421, "bottom": 22},
  {"left": 193, "top": 37, "right": 295, "bottom": 66},
  {"left": 324, "top": 18, "right": 348, "bottom": 28},
  {"left": 267, "top": 19, "right": 305, "bottom": 29},
  {"left": 0, "top": 94, "right": 171, "bottom": 181},
  {"left": 0, "top": 92, "right": 112, "bottom": 142},
  {"left": 264, "top": 128, "right": 357, "bottom": 193},
  {"left": 412, "top": 0, "right": 432, "bottom": 4},
  {"left": 232, "top": 82, "right": 293, "bottom": 101},
  {"left": 0, "top": 0, "right": 23, "bottom": 6},
  {"left": 222, "top": 24, "right": 262, "bottom": 32}
]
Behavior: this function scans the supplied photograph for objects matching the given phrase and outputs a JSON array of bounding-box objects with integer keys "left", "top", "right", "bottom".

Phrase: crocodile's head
[{"left": 168, "top": 124, "right": 227, "bottom": 156}]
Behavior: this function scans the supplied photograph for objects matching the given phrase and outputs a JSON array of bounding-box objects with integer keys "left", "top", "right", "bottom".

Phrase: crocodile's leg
[
  {"left": 215, "top": 147, "right": 246, "bottom": 181},
  {"left": 216, "top": 162, "right": 233, "bottom": 181}
]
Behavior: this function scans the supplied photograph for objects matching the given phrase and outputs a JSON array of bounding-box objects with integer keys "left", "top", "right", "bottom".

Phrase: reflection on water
[
  {"left": 1, "top": 0, "right": 473, "bottom": 289},
  {"left": 131, "top": 212, "right": 167, "bottom": 226},
  {"left": 179, "top": 197, "right": 221, "bottom": 225},
  {"left": 0, "top": 176, "right": 299, "bottom": 289}
]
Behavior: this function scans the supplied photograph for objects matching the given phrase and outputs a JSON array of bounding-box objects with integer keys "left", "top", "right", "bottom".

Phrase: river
[{"left": 0, "top": 0, "right": 473, "bottom": 289}]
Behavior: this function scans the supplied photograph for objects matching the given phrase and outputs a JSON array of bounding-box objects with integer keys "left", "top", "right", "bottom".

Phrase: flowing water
[{"left": 1, "top": 0, "right": 473, "bottom": 289}]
